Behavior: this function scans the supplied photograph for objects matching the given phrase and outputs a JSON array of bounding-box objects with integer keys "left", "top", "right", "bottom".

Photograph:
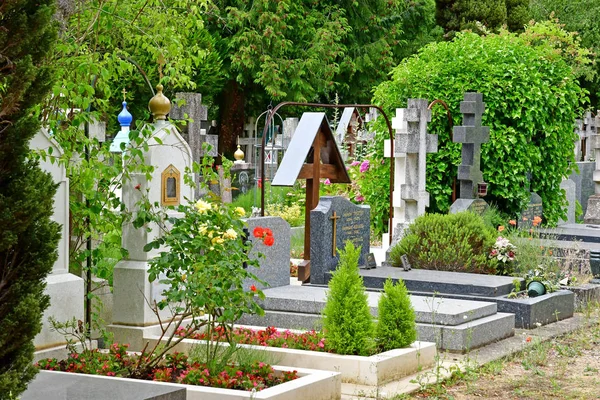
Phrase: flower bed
[
  {"left": 36, "top": 343, "right": 297, "bottom": 392},
  {"left": 177, "top": 326, "right": 328, "bottom": 352},
  {"left": 154, "top": 326, "right": 437, "bottom": 386}
]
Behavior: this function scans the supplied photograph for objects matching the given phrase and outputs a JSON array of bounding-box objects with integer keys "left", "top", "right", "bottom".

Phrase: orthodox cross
[
  {"left": 453, "top": 93, "right": 490, "bottom": 199},
  {"left": 272, "top": 112, "right": 350, "bottom": 282}
]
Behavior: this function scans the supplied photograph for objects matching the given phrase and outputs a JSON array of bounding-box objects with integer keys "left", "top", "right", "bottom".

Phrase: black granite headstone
[
  {"left": 310, "top": 196, "right": 370, "bottom": 284},
  {"left": 519, "top": 192, "right": 543, "bottom": 227}
]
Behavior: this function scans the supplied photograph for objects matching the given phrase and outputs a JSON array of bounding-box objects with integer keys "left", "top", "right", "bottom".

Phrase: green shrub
[
  {"left": 389, "top": 212, "right": 498, "bottom": 274},
  {"left": 322, "top": 241, "right": 374, "bottom": 356},
  {"left": 376, "top": 279, "right": 417, "bottom": 351},
  {"left": 0, "top": 0, "right": 60, "bottom": 396},
  {"left": 372, "top": 21, "right": 590, "bottom": 224}
]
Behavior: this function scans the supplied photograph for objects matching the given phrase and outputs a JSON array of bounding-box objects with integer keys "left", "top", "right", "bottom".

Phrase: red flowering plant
[
  {"left": 36, "top": 347, "right": 298, "bottom": 391},
  {"left": 176, "top": 325, "right": 328, "bottom": 352}
]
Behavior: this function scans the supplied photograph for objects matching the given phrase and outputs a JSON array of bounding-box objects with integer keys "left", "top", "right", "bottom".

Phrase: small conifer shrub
[
  {"left": 376, "top": 278, "right": 417, "bottom": 351},
  {"left": 322, "top": 241, "right": 374, "bottom": 356},
  {"left": 389, "top": 212, "right": 498, "bottom": 274}
]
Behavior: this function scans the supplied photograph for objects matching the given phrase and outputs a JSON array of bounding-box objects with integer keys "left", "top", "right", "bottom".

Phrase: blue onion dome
[{"left": 117, "top": 101, "right": 133, "bottom": 127}]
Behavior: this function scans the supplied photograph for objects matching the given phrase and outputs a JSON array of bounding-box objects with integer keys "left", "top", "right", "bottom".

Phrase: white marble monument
[
  {"left": 30, "top": 129, "right": 85, "bottom": 353},
  {"left": 109, "top": 85, "right": 194, "bottom": 350}
]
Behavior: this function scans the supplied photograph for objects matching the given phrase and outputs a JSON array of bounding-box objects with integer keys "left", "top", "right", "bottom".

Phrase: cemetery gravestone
[
  {"left": 272, "top": 112, "right": 351, "bottom": 282},
  {"left": 310, "top": 196, "right": 370, "bottom": 285},
  {"left": 450, "top": 92, "right": 490, "bottom": 215},
  {"left": 245, "top": 217, "right": 291, "bottom": 290},
  {"left": 584, "top": 128, "right": 600, "bottom": 224},
  {"left": 560, "top": 179, "right": 576, "bottom": 224},
  {"left": 170, "top": 92, "right": 216, "bottom": 198},
  {"left": 519, "top": 192, "right": 543, "bottom": 227},
  {"left": 384, "top": 99, "right": 437, "bottom": 250},
  {"left": 30, "top": 129, "right": 84, "bottom": 351}
]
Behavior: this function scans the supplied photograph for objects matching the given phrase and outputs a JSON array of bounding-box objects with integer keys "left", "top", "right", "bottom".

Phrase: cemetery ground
[{"left": 396, "top": 306, "right": 600, "bottom": 400}]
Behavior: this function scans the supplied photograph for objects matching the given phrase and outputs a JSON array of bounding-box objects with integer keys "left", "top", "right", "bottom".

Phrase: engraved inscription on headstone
[{"left": 310, "top": 196, "right": 370, "bottom": 284}]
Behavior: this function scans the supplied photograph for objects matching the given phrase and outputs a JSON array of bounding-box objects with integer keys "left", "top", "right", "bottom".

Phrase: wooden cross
[
  {"left": 271, "top": 112, "right": 351, "bottom": 282},
  {"left": 330, "top": 211, "right": 340, "bottom": 256}
]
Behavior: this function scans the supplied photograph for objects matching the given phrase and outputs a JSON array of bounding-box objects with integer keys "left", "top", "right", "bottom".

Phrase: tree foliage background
[
  {"left": 0, "top": 0, "right": 61, "bottom": 396},
  {"left": 530, "top": 0, "right": 600, "bottom": 107}
]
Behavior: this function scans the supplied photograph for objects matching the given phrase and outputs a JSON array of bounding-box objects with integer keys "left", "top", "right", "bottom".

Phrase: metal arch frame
[{"left": 259, "top": 102, "right": 395, "bottom": 244}]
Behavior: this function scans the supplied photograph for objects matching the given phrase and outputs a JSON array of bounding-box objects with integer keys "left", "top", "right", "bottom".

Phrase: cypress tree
[
  {"left": 322, "top": 241, "right": 374, "bottom": 356},
  {"left": 0, "top": 0, "right": 60, "bottom": 397}
]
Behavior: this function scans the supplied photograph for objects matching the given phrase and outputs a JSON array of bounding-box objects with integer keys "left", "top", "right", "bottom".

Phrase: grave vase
[{"left": 527, "top": 281, "right": 546, "bottom": 298}]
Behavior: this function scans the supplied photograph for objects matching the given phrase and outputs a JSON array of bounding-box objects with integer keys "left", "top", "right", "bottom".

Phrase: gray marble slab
[{"left": 22, "top": 371, "right": 185, "bottom": 400}]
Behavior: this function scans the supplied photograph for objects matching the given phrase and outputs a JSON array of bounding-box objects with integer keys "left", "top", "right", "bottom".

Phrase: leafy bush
[
  {"left": 376, "top": 279, "right": 417, "bottom": 351},
  {"left": 372, "top": 20, "right": 590, "bottom": 225},
  {"left": 389, "top": 212, "right": 499, "bottom": 274},
  {"left": 266, "top": 203, "right": 304, "bottom": 227},
  {"left": 322, "top": 241, "right": 374, "bottom": 356}
]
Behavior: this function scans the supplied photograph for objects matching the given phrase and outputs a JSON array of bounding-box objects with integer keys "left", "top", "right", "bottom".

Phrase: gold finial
[
  {"left": 122, "top": 88, "right": 127, "bottom": 101},
  {"left": 148, "top": 84, "right": 171, "bottom": 120},
  {"left": 234, "top": 145, "right": 245, "bottom": 162}
]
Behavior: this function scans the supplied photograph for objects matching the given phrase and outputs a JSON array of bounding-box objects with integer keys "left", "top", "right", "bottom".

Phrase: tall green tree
[
  {"left": 0, "top": 0, "right": 61, "bottom": 396},
  {"left": 206, "top": 0, "right": 428, "bottom": 157},
  {"left": 530, "top": 0, "right": 600, "bottom": 107},
  {"left": 436, "top": 0, "right": 529, "bottom": 37}
]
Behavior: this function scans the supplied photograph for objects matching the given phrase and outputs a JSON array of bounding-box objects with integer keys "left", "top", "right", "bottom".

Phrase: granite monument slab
[{"left": 310, "top": 196, "right": 370, "bottom": 284}]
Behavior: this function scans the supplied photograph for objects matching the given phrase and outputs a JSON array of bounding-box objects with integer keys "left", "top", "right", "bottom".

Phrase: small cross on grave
[
  {"left": 330, "top": 211, "right": 341, "bottom": 257},
  {"left": 450, "top": 93, "right": 490, "bottom": 214}
]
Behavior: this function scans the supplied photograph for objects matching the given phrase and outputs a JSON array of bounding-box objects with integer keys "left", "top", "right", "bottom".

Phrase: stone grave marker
[
  {"left": 170, "top": 92, "right": 216, "bottom": 198},
  {"left": 310, "top": 196, "right": 370, "bottom": 284},
  {"left": 109, "top": 86, "right": 194, "bottom": 350},
  {"left": 585, "top": 124, "right": 600, "bottom": 224},
  {"left": 450, "top": 92, "right": 490, "bottom": 214},
  {"left": 384, "top": 99, "right": 437, "bottom": 250},
  {"left": 519, "top": 192, "right": 543, "bottom": 227},
  {"left": 245, "top": 216, "right": 291, "bottom": 290},
  {"left": 30, "top": 129, "right": 84, "bottom": 351},
  {"left": 560, "top": 179, "right": 576, "bottom": 224}
]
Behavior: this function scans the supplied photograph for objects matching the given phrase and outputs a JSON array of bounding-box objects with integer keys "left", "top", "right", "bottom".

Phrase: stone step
[
  {"left": 416, "top": 312, "right": 515, "bottom": 352},
  {"left": 239, "top": 310, "right": 515, "bottom": 353},
  {"left": 239, "top": 285, "right": 515, "bottom": 352},
  {"left": 353, "top": 267, "right": 520, "bottom": 297},
  {"left": 256, "top": 285, "right": 498, "bottom": 326}
]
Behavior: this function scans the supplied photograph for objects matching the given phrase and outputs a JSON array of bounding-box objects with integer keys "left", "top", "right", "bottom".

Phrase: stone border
[
  {"left": 147, "top": 336, "right": 436, "bottom": 386},
  {"left": 36, "top": 367, "right": 341, "bottom": 400}
]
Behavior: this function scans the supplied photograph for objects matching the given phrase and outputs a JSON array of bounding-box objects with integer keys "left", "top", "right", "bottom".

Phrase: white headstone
[{"left": 30, "top": 129, "right": 84, "bottom": 351}]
